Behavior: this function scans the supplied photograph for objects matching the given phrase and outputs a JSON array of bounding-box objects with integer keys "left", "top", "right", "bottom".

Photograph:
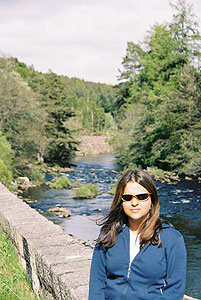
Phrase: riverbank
[
  {"left": 75, "top": 135, "right": 200, "bottom": 184},
  {"left": 146, "top": 166, "right": 201, "bottom": 185},
  {"left": 11, "top": 135, "right": 201, "bottom": 197}
]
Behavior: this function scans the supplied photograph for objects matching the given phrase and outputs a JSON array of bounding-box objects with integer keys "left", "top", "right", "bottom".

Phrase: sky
[{"left": 0, "top": 0, "right": 201, "bottom": 85}]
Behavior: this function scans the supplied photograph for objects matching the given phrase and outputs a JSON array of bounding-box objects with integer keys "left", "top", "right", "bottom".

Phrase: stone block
[
  {"left": 51, "top": 259, "right": 91, "bottom": 281},
  {"left": 71, "top": 285, "right": 89, "bottom": 300}
]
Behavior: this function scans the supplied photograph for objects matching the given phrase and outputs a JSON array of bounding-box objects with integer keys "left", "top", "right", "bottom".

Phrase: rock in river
[{"left": 48, "top": 207, "right": 72, "bottom": 218}]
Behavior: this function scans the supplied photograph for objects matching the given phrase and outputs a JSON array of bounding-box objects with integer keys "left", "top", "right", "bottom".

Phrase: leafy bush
[
  {"left": 28, "top": 169, "right": 45, "bottom": 183},
  {"left": 0, "top": 159, "right": 13, "bottom": 188},
  {"left": 0, "top": 132, "right": 13, "bottom": 188},
  {"left": 108, "top": 181, "right": 117, "bottom": 195},
  {"left": 0, "top": 132, "right": 14, "bottom": 169},
  {"left": 50, "top": 176, "right": 71, "bottom": 189},
  {"left": 75, "top": 183, "right": 101, "bottom": 199}
]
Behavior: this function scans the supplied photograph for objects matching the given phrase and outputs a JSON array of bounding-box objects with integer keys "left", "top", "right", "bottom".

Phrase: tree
[
  {"left": 0, "top": 58, "right": 46, "bottom": 171},
  {"left": 0, "top": 132, "right": 13, "bottom": 168},
  {"left": 117, "top": 42, "right": 144, "bottom": 82},
  {"left": 39, "top": 72, "right": 78, "bottom": 165},
  {"left": 113, "top": 0, "right": 201, "bottom": 178},
  {"left": 170, "top": 0, "right": 201, "bottom": 67},
  {"left": 0, "top": 132, "right": 13, "bottom": 187}
]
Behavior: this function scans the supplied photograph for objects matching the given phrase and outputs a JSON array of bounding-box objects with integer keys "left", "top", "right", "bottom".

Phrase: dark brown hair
[{"left": 97, "top": 169, "right": 163, "bottom": 249}]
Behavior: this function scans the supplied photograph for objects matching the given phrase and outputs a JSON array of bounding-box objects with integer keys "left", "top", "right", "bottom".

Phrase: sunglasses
[{"left": 121, "top": 193, "right": 151, "bottom": 202}]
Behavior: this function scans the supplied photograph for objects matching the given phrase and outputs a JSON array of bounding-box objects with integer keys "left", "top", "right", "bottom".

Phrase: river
[{"left": 23, "top": 154, "right": 201, "bottom": 299}]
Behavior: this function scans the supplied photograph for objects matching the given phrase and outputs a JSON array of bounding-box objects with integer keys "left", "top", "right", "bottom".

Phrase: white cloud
[{"left": 0, "top": 0, "right": 200, "bottom": 84}]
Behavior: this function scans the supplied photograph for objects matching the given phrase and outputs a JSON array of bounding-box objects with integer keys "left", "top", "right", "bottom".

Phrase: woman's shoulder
[{"left": 160, "top": 221, "right": 184, "bottom": 246}]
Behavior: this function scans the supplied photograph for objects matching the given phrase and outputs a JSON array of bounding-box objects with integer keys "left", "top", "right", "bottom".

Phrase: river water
[{"left": 23, "top": 155, "right": 201, "bottom": 299}]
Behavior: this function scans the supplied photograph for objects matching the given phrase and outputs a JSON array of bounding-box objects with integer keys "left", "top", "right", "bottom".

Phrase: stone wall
[
  {"left": 0, "top": 183, "right": 92, "bottom": 300},
  {"left": 0, "top": 183, "right": 198, "bottom": 300}
]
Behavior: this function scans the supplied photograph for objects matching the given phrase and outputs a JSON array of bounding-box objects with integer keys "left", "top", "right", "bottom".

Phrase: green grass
[
  {"left": 75, "top": 183, "right": 102, "bottom": 199},
  {"left": 28, "top": 169, "right": 45, "bottom": 184},
  {"left": 0, "top": 227, "right": 41, "bottom": 300},
  {"left": 107, "top": 180, "right": 118, "bottom": 195},
  {"left": 50, "top": 176, "right": 71, "bottom": 189}
]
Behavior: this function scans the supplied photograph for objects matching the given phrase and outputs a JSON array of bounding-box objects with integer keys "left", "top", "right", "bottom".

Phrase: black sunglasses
[{"left": 122, "top": 193, "right": 151, "bottom": 202}]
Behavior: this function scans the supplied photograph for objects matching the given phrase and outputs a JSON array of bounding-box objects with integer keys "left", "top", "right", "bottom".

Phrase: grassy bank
[{"left": 0, "top": 226, "right": 41, "bottom": 300}]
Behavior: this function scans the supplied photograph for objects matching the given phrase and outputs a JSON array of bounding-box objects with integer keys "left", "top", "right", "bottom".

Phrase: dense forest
[
  {"left": 0, "top": 57, "right": 115, "bottom": 188},
  {"left": 0, "top": 0, "right": 200, "bottom": 189},
  {"left": 112, "top": 0, "right": 201, "bottom": 180}
]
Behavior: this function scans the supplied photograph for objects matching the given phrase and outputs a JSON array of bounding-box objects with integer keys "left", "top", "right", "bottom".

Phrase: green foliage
[
  {"left": 75, "top": 183, "right": 101, "bottom": 199},
  {"left": 0, "top": 55, "right": 115, "bottom": 179},
  {"left": 169, "top": 0, "right": 201, "bottom": 65},
  {"left": 0, "top": 227, "right": 41, "bottom": 300},
  {"left": 0, "top": 132, "right": 13, "bottom": 168},
  {"left": 28, "top": 169, "right": 45, "bottom": 183},
  {"left": 61, "top": 76, "right": 116, "bottom": 115},
  {"left": 21, "top": 69, "right": 78, "bottom": 166},
  {"left": 146, "top": 167, "right": 179, "bottom": 184},
  {"left": 0, "top": 58, "right": 47, "bottom": 172},
  {"left": 50, "top": 176, "right": 71, "bottom": 189},
  {"left": 61, "top": 78, "right": 116, "bottom": 135},
  {"left": 108, "top": 180, "right": 118, "bottom": 195},
  {"left": 113, "top": 0, "right": 201, "bottom": 178},
  {"left": 13, "top": 61, "right": 115, "bottom": 165},
  {"left": 0, "top": 132, "right": 13, "bottom": 187},
  {"left": 0, "top": 159, "right": 13, "bottom": 188}
]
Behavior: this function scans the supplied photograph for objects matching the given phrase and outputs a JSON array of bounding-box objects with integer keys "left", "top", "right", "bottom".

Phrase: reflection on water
[{"left": 23, "top": 154, "right": 201, "bottom": 299}]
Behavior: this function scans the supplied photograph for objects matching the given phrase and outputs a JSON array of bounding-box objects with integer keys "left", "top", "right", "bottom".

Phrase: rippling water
[{"left": 23, "top": 155, "right": 201, "bottom": 299}]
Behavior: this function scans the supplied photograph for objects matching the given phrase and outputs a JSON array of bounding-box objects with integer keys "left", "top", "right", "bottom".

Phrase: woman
[{"left": 89, "top": 170, "right": 187, "bottom": 300}]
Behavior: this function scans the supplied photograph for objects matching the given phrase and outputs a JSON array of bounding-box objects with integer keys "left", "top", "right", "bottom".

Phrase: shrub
[
  {"left": 108, "top": 187, "right": 115, "bottom": 195},
  {"left": 50, "top": 176, "right": 71, "bottom": 189},
  {"left": 0, "top": 159, "right": 13, "bottom": 188},
  {"left": 108, "top": 181, "right": 117, "bottom": 195},
  {"left": 0, "top": 132, "right": 13, "bottom": 189},
  {"left": 28, "top": 169, "right": 45, "bottom": 183},
  {"left": 75, "top": 183, "right": 101, "bottom": 199},
  {"left": 0, "top": 132, "right": 13, "bottom": 169}
]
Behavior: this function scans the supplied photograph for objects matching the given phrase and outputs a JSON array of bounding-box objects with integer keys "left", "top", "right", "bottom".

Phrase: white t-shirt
[{"left": 130, "top": 231, "right": 140, "bottom": 263}]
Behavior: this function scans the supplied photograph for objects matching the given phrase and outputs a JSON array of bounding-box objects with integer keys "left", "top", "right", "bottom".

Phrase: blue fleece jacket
[{"left": 89, "top": 223, "right": 187, "bottom": 300}]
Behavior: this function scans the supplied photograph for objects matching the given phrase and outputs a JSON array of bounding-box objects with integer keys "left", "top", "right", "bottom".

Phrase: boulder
[
  {"left": 48, "top": 207, "right": 72, "bottom": 218},
  {"left": 19, "top": 176, "right": 30, "bottom": 185}
]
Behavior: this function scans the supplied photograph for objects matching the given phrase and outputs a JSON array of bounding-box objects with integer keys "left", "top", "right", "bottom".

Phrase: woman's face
[{"left": 122, "top": 181, "right": 152, "bottom": 231}]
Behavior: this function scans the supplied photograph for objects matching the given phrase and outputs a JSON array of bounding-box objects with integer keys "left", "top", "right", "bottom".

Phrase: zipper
[
  {"left": 127, "top": 262, "right": 131, "bottom": 279},
  {"left": 121, "top": 263, "right": 131, "bottom": 300},
  {"left": 160, "top": 279, "right": 167, "bottom": 294},
  {"left": 127, "top": 229, "right": 131, "bottom": 279}
]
